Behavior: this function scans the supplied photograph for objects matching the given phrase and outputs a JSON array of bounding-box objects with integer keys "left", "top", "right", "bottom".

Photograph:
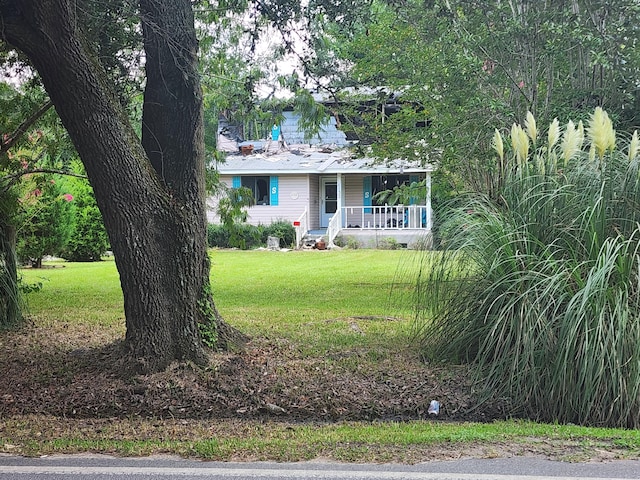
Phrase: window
[
  {"left": 371, "top": 175, "right": 410, "bottom": 205},
  {"left": 233, "top": 176, "right": 279, "bottom": 205},
  {"left": 241, "top": 176, "right": 270, "bottom": 205}
]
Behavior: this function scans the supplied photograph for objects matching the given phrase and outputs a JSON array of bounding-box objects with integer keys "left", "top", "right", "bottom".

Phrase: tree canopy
[{"left": 299, "top": 0, "right": 640, "bottom": 195}]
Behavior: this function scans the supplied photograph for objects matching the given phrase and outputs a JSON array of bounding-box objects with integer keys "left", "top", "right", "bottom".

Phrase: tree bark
[{"left": 0, "top": 0, "right": 246, "bottom": 373}]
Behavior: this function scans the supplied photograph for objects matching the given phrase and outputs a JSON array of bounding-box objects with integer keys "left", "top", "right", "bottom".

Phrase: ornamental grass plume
[
  {"left": 628, "top": 130, "right": 640, "bottom": 162},
  {"left": 588, "top": 106, "right": 616, "bottom": 158},
  {"left": 492, "top": 129, "right": 504, "bottom": 162},
  {"left": 547, "top": 118, "right": 560, "bottom": 150},
  {"left": 578, "top": 119, "right": 584, "bottom": 138},
  {"left": 510, "top": 123, "right": 529, "bottom": 166},
  {"left": 525, "top": 111, "right": 537, "bottom": 143},
  {"left": 561, "top": 120, "right": 583, "bottom": 166}
]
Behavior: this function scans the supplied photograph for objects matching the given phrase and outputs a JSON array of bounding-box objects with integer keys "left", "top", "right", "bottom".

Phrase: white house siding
[
  {"left": 344, "top": 175, "right": 364, "bottom": 207},
  {"left": 343, "top": 175, "right": 377, "bottom": 228},
  {"left": 208, "top": 175, "right": 310, "bottom": 226},
  {"left": 206, "top": 182, "right": 229, "bottom": 223},
  {"left": 207, "top": 172, "right": 429, "bottom": 230}
]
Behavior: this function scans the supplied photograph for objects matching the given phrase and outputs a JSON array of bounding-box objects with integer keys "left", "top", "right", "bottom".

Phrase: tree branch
[
  {"left": 0, "top": 99, "right": 53, "bottom": 155},
  {"left": 1, "top": 168, "right": 87, "bottom": 192}
]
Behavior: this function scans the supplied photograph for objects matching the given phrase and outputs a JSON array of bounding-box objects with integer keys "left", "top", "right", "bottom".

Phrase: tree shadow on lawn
[{"left": 0, "top": 320, "right": 511, "bottom": 423}]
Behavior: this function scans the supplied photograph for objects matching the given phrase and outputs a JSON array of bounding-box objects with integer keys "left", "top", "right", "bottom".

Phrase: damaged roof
[{"left": 215, "top": 142, "right": 433, "bottom": 175}]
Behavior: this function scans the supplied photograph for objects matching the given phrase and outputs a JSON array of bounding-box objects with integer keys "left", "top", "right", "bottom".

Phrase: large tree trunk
[{"left": 0, "top": 0, "right": 246, "bottom": 373}]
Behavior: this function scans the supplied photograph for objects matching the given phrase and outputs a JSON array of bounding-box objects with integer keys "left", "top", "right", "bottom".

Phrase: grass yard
[
  {"left": 22, "top": 260, "right": 123, "bottom": 328},
  {"left": 23, "top": 249, "right": 416, "bottom": 355},
  {"left": 2, "top": 249, "right": 640, "bottom": 462},
  {"left": 210, "top": 249, "right": 415, "bottom": 353}
]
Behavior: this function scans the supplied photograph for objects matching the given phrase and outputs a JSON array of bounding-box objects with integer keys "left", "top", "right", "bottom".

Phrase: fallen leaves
[{"left": 0, "top": 321, "right": 506, "bottom": 424}]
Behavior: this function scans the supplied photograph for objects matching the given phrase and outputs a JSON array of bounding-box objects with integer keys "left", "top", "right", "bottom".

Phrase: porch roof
[{"left": 215, "top": 144, "right": 434, "bottom": 176}]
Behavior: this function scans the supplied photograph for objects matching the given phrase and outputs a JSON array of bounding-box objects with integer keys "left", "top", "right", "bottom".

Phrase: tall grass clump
[{"left": 416, "top": 108, "right": 640, "bottom": 428}]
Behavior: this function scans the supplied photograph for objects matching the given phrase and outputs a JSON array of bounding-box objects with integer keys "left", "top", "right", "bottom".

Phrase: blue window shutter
[
  {"left": 270, "top": 176, "right": 279, "bottom": 206},
  {"left": 363, "top": 176, "right": 372, "bottom": 213},
  {"left": 409, "top": 175, "right": 419, "bottom": 205},
  {"left": 232, "top": 176, "right": 241, "bottom": 188}
]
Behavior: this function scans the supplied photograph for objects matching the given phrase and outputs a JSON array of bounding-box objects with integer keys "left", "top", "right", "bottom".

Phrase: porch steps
[{"left": 301, "top": 229, "right": 327, "bottom": 248}]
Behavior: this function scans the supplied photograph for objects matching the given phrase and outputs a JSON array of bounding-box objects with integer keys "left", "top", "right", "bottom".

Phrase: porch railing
[
  {"left": 340, "top": 205, "right": 429, "bottom": 230},
  {"left": 326, "top": 210, "right": 341, "bottom": 248},
  {"left": 293, "top": 208, "right": 309, "bottom": 249}
]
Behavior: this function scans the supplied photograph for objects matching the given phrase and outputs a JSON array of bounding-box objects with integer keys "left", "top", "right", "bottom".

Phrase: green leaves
[
  {"left": 16, "top": 176, "right": 76, "bottom": 267},
  {"left": 61, "top": 178, "right": 109, "bottom": 262},
  {"left": 304, "top": 0, "right": 640, "bottom": 202}
]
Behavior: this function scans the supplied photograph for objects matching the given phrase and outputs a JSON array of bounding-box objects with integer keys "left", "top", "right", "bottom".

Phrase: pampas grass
[{"left": 414, "top": 109, "right": 640, "bottom": 428}]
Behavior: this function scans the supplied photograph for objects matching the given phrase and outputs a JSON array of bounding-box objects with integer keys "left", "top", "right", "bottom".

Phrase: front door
[{"left": 320, "top": 178, "right": 337, "bottom": 228}]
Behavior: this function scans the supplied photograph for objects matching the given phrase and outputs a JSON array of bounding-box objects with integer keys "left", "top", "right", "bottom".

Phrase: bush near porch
[{"left": 207, "top": 220, "right": 296, "bottom": 249}]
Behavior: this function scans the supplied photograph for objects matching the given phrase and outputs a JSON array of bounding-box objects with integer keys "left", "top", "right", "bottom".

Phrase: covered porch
[{"left": 295, "top": 170, "right": 433, "bottom": 249}]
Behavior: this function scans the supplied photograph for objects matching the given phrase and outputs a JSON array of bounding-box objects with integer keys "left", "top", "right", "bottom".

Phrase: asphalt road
[{"left": 2, "top": 455, "right": 640, "bottom": 479}]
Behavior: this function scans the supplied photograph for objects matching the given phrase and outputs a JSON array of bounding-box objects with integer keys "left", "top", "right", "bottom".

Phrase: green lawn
[
  {"left": 23, "top": 249, "right": 416, "bottom": 353},
  {"left": 210, "top": 249, "right": 415, "bottom": 352},
  {"left": 11, "top": 249, "right": 640, "bottom": 462}
]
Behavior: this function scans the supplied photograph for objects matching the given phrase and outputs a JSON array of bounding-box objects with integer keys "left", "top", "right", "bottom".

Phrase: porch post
[
  {"left": 336, "top": 173, "right": 343, "bottom": 228},
  {"left": 425, "top": 171, "right": 433, "bottom": 230}
]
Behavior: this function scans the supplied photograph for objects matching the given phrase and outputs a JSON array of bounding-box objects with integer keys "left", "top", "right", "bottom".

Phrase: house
[{"left": 209, "top": 107, "right": 434, "bottom": 249}]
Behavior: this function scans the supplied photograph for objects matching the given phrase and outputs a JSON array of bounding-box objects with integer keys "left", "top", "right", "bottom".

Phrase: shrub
[
  {"left": 61, "top": 179, "right": 109, "bottom": 262},
  {"left": 207, "top": 223, "right": 230, "bottom": 248},
  {"left": 207, "top": 223, "right": 262, "bottom": 249},
  {"left": 414, "top": 109, "right": 640, "bottom": 428},
  {"left": 16, "top": 176, "right": 75, "bottom": 267},
  {"left": 208, "top": 221, "right": 295, "bottom": 249},
  {"left": 377, "top": 237, "right": 403, "bottom": 250},
  {"left": 237, "top": 224, "right": 262, "bottom": 249},
  {"left": 333, "top": 236, "right": 361, "bottom": 249},
  {"left": 261, "top": 220, "right": 296, "bottom": 248},
  {"left": 216, "top": 186, "right": 254, "bottom": 249}
]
